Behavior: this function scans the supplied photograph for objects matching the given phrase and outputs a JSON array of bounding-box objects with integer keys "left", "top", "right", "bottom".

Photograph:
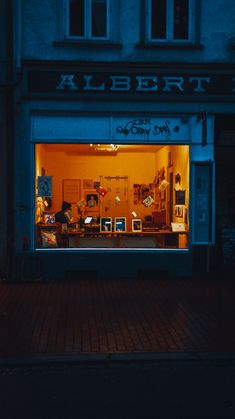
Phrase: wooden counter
[{"left": 61, "top": 230, "right": 189, "bottom": 249}]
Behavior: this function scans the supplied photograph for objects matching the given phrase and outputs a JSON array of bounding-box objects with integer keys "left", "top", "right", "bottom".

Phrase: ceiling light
[{"left": 91, "top": 144, "right": 119, "bottom": 152}]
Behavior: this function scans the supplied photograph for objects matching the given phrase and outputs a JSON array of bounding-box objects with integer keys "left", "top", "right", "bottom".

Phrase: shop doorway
[{"left": 215, "top": 119, "right": 235, "bottom": 272}]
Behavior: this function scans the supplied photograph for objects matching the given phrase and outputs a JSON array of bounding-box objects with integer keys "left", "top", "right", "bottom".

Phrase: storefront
[{"left": 13, "top": 63, "right": 219, "bottom": 279}]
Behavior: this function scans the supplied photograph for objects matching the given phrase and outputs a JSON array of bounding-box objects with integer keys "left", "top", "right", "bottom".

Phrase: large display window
[{"left": 35, "top": 143, "right": 189, "bottom": 249}]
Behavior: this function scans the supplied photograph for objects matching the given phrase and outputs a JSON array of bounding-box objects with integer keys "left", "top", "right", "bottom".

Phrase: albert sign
[{"left": 28, "top": 69, "right": 235, "bottom": 96}]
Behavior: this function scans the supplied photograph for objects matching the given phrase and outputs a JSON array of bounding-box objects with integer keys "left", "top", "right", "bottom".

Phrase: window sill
[
  {"left": 54, "top": 40, "right": 122, "bottom": 49},
  {"left": 136, "top": 42, "right": 203, "bottom": 50}
]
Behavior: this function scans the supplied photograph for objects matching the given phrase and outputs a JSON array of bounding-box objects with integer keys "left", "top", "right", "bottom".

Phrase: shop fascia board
[{"left": 30, "top": 114, "right": 196, "bottom": 143}]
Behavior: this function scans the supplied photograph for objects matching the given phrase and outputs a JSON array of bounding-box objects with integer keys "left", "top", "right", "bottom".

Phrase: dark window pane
[
  {"left": 69, "top": 0, "right": 84, "bottom": 36},
  {"left": 151, "top": 0, "right": 166, "bottom": 39},
  {"left": 174, "top": 0, "right": 189, "bottom": 39},
  {"left": 92, "top": 0, "right": 107, "bottom": 37}
]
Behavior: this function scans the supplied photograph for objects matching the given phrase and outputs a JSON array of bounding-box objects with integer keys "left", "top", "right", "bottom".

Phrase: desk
[{"left": 61, "top": 230, "right": 188, "bottom": 249}]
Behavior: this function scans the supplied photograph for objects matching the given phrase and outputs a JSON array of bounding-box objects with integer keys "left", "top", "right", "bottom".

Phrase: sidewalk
[{"left": 0, "top": 276, "right": 235, "bottom": 364}]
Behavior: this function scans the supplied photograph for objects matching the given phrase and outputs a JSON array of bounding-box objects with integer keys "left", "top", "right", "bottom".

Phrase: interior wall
[
  {"left": 35, "top": 143, "right": 46, "bottom": 178},
  {"left": 38, "top": 148, "right": 156, "bottom": 228},
  {"left": 171, "top": 145, "right": 189, "bottom": 224}
]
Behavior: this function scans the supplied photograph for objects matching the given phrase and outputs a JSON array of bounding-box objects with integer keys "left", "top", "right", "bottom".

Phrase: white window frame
[
  {"left": 146, "top": 0, "right": 195, "bottom": 43},
  {"left": 65, "top": 0, "right": 110, "bottom": 40}
]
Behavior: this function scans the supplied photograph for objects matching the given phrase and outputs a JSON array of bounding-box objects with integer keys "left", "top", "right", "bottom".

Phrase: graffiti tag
[{"left": 116, "top": 119, "right": 171, "bottom": 138}]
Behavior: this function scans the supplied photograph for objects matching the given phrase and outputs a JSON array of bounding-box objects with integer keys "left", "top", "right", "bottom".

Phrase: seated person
[{"left": 55, "top": 201, "right": 74, "bottom": 224}]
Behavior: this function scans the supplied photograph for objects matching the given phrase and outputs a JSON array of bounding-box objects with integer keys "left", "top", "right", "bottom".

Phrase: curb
[{"left": 1, "top": 351, "right": 235, "bottom": 367}]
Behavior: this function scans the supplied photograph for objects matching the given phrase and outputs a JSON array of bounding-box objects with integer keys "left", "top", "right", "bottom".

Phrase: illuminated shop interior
[{"left": 35, "top": 144, "right": 189, "bottom": 249}]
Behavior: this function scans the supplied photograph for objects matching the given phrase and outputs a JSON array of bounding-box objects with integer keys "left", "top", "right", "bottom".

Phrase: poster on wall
[
  {"left": 63, "top": 179, "right": 81, "bottom": 203},
  {"left": 83, "top": 179, "right": 93, "bottom": 189},
  {"left": 85, "top": 191, "right": 99, "bottom": 211},
  {"left": 133, "top": 184, "right": 154, "bottom": 205},
  {"left": 38, "top": 176, "right": 52, "bottom": 197}
]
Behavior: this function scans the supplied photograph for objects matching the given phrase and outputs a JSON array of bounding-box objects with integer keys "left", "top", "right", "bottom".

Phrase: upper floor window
[
  {"left": 68, "top": 0, "right": 110, "bottom": 39},
  {"left": 147, "top": 0, "right": 195, "bottom": 43}
]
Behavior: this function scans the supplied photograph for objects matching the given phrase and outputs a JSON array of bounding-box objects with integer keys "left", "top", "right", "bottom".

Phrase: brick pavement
[{"left": 0, "top": 277, "right": 235, "bottom": 360}]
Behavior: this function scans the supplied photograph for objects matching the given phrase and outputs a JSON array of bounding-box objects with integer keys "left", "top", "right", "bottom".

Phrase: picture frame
[
  {"left": 132, "top": 219, "right": 142, "bottom": 232},
  {"left": 38, "top": 176, "right": 52, "bottom": 198},
  {"left": 175, "top": 205, "right": 184, "bottom": 218},
  {"left": 83, "top": 179, "right": 93, "bottom": 189},
  {"left": 114, "top": 217, "right": 126, "bottom": 232},
  {"left": 44, "top": 213, "right": 56, "bottom": 225},
  {"left": 94, "top": 181, "right": 101, "bottom": 189},
  {"left": 85, "top": 191, "right": 99, "bottom": 211},
  {"left": 175, "top": 190, "right": 186, "bottom": 205},
  {"left": 100, "top": 217, "right": 112, "bottom": 232}
]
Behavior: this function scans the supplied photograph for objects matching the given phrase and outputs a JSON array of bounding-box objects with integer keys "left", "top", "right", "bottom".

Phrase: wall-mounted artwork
[
  {"left": 85, "top": 191, "right": 99, "bottom": 211},
  {"left": 175, "top": 205, "right": 184, "bottom": 218},
  {"left": 133, "top": 183, "right": 154, "bottom": 204},
  {"left": 175, "top": 190, "right": 186, "bottom": 205},
  {"left": 38, "top": 176, "right": 52, "bottom": 197},
  {"left": 83, "top": 179, "right": 93, "bottom": 189},
  {"left": 63, "top": 179, "right": 81, "bottom": 203},
  {"left": 94, "top": 181, "right": 101, "bottom": 189}
]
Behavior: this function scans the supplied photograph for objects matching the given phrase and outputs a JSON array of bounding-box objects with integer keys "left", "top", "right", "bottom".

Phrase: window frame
[
  {"left": 65, "top": 0, "right": 111, "bottom": 41},
  {"left": 146, "top": 0, "right": 195, "bottom": 44}
]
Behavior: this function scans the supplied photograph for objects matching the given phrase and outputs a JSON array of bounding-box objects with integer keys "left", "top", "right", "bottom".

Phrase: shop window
[
  {"left": 68, "top": 0, "right": 110, "bottom": 39},
  {"left": 146, "top": 0, "right": 195, "bottom": 43},
  {"left": 35, "top": 144, "right": 189, "bottom": 250}
]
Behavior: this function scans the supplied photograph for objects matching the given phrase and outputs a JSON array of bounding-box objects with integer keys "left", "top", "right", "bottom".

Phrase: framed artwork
[
  {"left": 63, "top": 179, "right": 81, "bottom": 203},
  {"left": 132, "top": 219, "right": 142, "bottom": 232},
  {"left": 114, "top": 217, "right": 126, "bottom": 232},
  {"left": 175, "top": 190, "right": 186, "bottom": 205},
  {"left": 85, "top": 191, "right": 99, "bottom": 211},
  {"left": 100, "top": 217, "right": 112, "bottom": 232},
  {"left": 94, "top": 181, "right": 101, "bottom": 189},
  {"left": 38, "top": 176, "right": 52, "bottom": 197},
  {"left": 44, "top": 213, "right": 56, "bottom": 224},
  {"left": 175, "top": 205, "right": 184, "bottom": 218},
  {"left": 83, "top": 179, "right": 93, "bottom": 189}
]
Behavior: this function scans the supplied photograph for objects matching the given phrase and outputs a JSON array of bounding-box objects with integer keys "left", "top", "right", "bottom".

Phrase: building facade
[
  {"left": 0, "top": 0, "right": 15, "bottom": 280},
  {"left": 8, "top": 0, "right": 235, "bottom": 279}
]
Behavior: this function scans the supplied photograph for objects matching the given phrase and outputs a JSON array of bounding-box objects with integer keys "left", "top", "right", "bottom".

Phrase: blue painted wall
[
  {"left": 19, "top": 0, "right": 235, "bottom": 63},
  {"left": 10, "top": 0, "right": 235, "bottom": 279}
]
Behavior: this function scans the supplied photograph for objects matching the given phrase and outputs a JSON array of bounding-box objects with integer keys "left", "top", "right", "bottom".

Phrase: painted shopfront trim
[{"left": 31, "top": 114, "right": 201, "bottom": 143}]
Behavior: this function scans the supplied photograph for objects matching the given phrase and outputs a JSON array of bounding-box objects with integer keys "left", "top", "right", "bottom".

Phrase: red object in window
[{"left": 96, "top": 186, "right": 107, "bottom": 197}]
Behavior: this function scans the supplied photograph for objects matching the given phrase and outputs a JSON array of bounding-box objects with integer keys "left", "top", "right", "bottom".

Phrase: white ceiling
[{"left": 42, "top": 144, "right": 163, "bottom": 155}]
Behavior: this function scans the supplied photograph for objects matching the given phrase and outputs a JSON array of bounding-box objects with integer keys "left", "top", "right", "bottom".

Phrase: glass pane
[
  {"left": 69, "top": 0, "right": 84, "bottom": 36},
  {"left": 92, "top": 0, "right": 107, "bottom": 37},
  {"left": 174, "top": 0, "right": 189, "bottom": 39},
  {"left": 151, "top": 0, "right": 166, "bottom": 39},
  {"left": 35, "top": 144, "right": 189, "bottom": 250}
]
